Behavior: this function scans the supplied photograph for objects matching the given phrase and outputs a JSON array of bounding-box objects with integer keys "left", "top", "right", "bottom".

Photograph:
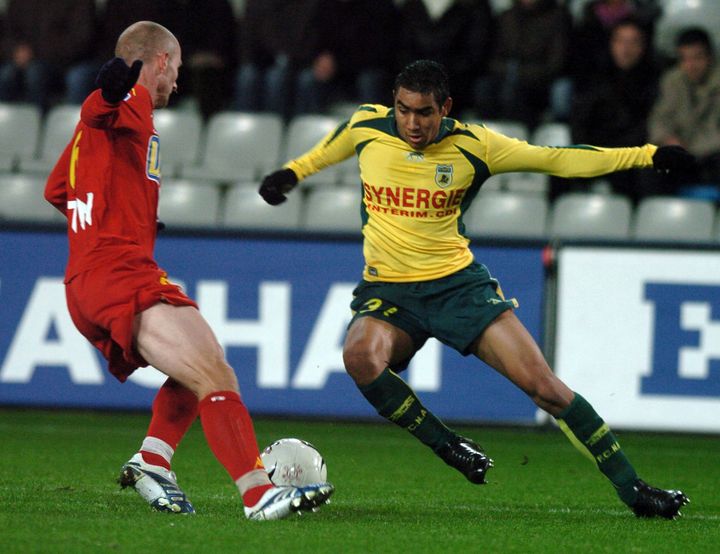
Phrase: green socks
[
  {"left": 360, "top": 376, "right": 638, "bottom": 503},
  {"left": 556, "top": 392, "right": 639, "bottom": 505},
  {"left": 359, "top": 368, "right": 455, "bottom": 451}
]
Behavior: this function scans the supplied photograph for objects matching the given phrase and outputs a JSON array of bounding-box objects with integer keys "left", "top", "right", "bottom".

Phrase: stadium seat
[
  {"left": 479, "top": 170, "right": 548, "bottom": 196},
  {"left": 20, "top": 104, "right": 80, "bottom": 175},
  {"left": 489, "top": 0, "right": 512, "bottom": 14},
  {"left": 478, "top": 119, "right": 529, "bottom": 141},
  {"left": 228, "top": 0, "right": 246, "bottom": 17},
  {"left": 338, "top": 158, "right": 362, "bottom": 185},
  {"left": 183, "top": 111, "right": 283, "bottom": 183},
  {"left": 479, "top": 175, "right": 504, "bottom": 193},
  {"left": 0, "top": 103, "right": 41, "bottom": 172},
  {"left": 0, "top": 174, "right": 64, "bottom": 223},
  {"left": 464, "top": 191, "right": 548, "bottom": 238},
  {"left": 158, "top": 179, "right": 221, "bottom": 227},
  {"left": 302, "top": 186, "right": 362, "bottom": 233},
  {"left": 655, "top": 0, "right": 720, "bottom": 57},
  {"left": 634, "top": 196, "right": 715, "bottom": 242},
  {"left": 222, "top": 182, "right": 302, "bottom": 230},
  {"left": 568, "top": 0, "right": 594, "bottom": 21},
  {"left": 550, "top": 193, "right": 632, "bottom": 240},
  {"left": 531, "top": 122, "right": 572, "bottom": 147},
  {"left": 152, "top": 109, "right": 202, "bottom": 178},
  {"left": 505, "top": 172, "right": 549, "bottom": 196},
  {"left": 284, "top": 115, "right": 348, "bottom": 186},
  {"left": 328, "top": 101, "right": 360, "bottom": 120}
]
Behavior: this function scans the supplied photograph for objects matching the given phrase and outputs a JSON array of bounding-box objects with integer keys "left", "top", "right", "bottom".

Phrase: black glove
[
  {"left": 652, "top": 145, "right": 696, "bottom": 174},
  {"left": 259, "top": 168, "right": 298, "bottom": 205},
  {"left": 95, "top": 57, "right": 143, "bottom": 103}
]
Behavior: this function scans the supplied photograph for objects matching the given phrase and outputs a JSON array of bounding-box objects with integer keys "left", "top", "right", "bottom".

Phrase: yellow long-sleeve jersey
[{"left": 286, "top": 105, "right": 656, "bottom": 282}]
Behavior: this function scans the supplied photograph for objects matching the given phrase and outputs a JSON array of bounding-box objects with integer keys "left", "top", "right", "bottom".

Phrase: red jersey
[{"left": 45, "top": 85, "right": 162, "bottom": 282}]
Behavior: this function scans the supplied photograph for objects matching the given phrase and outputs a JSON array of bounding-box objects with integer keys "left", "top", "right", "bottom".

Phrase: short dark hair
[
  {"left": 393, "top": 60, "right": 450, "bottom": 107},
  {"left": 676, "top": 27, "right": 713, "bottom": 56}
]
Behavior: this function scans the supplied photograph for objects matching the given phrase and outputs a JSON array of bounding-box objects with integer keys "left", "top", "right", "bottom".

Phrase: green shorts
[{"left": 349, "top": 262, "right": 518, "bottom": 356}]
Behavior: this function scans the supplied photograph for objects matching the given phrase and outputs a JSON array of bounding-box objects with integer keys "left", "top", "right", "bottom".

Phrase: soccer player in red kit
[{"left": 44, "top": 20, "right": 333, "bottom": 520}]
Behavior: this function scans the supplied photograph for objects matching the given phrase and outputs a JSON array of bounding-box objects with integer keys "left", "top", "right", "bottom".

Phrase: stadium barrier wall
[
  {"left": 0, "top": 227, "right": 543, "bottom": 424},
  {"left": 554, "top": 245, "right": 720, "bottom": 434},
  {"left": 3, "top": 229, "right": 718, "bottom": 432}
]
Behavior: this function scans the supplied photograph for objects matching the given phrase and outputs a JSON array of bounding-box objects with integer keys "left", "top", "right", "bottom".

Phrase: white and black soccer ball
[{"left": 261, "top": 438, "right": 328, "bottom": 487}]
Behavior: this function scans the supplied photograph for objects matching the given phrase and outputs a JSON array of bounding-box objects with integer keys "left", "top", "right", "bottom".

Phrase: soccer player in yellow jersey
[{"left": 260, "top": 60, "right": 693, "bottom": 518}]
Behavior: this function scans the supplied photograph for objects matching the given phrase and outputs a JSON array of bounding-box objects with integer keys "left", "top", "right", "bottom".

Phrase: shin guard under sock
[
  {"left": 359, "top": 368, "right": 455, "bottom": 451},
  {"left": 140, "top": 379, "right": 199, "bottom": 470},
  {"left": 556, "top": 392, "right": 639, "bottom": 505},
  {"left": 198, "top": 390, "right": 272, "bottom": 506}
]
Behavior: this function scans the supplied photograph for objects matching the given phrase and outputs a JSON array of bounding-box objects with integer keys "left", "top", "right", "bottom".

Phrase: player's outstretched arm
[
  {"left": 82, "top": 57, "right": 145, "bottom": 130},
  {"left": 95, "top": 57, "right": 143, "bottom": 104},
  {"left": 259, "top": 168, "right": 299, "bottom": 206}
]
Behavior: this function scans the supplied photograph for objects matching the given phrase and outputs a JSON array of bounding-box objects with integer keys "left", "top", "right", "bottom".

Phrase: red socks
[
  {"left": 198, "top": 390, "right": 273, "bottom": 505},
  {"left": 140, "top": 379, "right": 199, "bottom": 470}
]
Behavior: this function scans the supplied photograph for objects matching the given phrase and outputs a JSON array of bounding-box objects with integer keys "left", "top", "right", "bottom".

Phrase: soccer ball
[{"left": 260, "top": 438, "right": 328, "bottom": 487}]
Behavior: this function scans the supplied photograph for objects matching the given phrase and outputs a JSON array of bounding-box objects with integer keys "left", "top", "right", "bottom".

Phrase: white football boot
[
  {"left": 244, "top": 483, "right": 334, "bottom": 521},
  {"left": 118, "top": 453, "right": 195, "bottom": 514}
]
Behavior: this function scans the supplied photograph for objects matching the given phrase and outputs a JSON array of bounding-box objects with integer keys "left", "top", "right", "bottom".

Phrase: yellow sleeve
[
  {"left": 483, "top": 126, "right": 657, "bottom": 178},
  {"left": 284, "top": 119, "right": 355, "bottom": 180}
]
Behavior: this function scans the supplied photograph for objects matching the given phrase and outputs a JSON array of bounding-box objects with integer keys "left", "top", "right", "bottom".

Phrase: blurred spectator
[
  {"left": 570, "top": 17, "right": 660, "bottom": 202},
  {"left": 84, "top": 1, "right": 235, "bottom": 118},
  {"left": 97, "top": 1, "right": 166, "bottom": 61},
  {"left": 649, "top": 27, "right": 720, "bottom": 188},
  {"left": 294, "top": 0, "right": 396, "bottom": 114},
  {"left": 474, "top": 0, "right": 570, "bottom": 129},
  {"left": 397, "top": 0, "right": 493, "bottom": 115},
  {"left": 164, "top": 0, "right": 237, "bottom": 118},
  {"left": 0, "top": 0, "right": 96, "bottom": 109},
  {"left": 234, "top": 0, "right": 319, "bottom": 118},
  {"left": 569, "top": 0, "right": 659, "bottom": 94}
]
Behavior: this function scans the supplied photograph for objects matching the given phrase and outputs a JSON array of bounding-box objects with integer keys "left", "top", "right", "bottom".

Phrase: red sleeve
[
  {"left": 80, "top": 87, "right": 149, "bottom": 130},
  {"left": 80, "top": 89, "right": 121, "bottom": 129},
  {"left": 45, "top": 139, "right": 72, "bottom": 216}
]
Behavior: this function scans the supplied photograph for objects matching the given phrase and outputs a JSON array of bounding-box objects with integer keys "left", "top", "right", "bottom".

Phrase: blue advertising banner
[{"left": 0, "top": 229, "right": 544, "bottom": 423}]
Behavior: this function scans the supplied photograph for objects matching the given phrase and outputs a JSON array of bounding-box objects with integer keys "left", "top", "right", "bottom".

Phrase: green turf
[{"left": 0, "top": 409, "right": 718, "bottom": 553}]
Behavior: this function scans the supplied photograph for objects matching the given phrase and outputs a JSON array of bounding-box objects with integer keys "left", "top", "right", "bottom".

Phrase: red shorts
[{"left": 65, "top": 257, "right": 198, "bottom": 382}]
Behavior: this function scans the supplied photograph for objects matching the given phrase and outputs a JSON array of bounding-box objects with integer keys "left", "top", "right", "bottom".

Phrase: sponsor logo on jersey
[
  {"left": 146, "top": 135, "right": 161, "bottom": 184},
  {"left": 434, "top": 164, "right": 453, "bottom": 188},
  {"left": 406, "top": 151, "right": 424, "bottom": 162},
  {"left": 362, "top": 182, "right": 465, "bottom": 219}
]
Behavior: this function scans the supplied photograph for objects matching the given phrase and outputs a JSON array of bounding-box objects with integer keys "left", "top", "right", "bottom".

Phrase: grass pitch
[{"left": 0, "top": 409, "right": 718, "bottom": 553}]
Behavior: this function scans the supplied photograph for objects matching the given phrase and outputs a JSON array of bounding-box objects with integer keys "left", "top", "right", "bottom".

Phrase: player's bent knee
[
  {"left": 183, "top": 355, "right": 239, "bottom": 399},
  {"left": 343, "top": 346, "right": 385, "bottom": 386}
]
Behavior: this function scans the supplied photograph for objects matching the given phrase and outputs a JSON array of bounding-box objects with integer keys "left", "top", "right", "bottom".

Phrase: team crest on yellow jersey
[{"left": 435, "top": 164, "right": 453, "bottom": 188}]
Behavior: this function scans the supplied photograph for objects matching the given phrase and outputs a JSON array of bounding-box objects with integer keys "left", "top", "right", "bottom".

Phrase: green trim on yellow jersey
[
  {"left": 326, "top": 120, "right": 349, "bottom": 145},
  {"left": 285, "top": 104, "right": 656, "bottom": 283},
  {"left": 352, "top": 114, "right": 397, "bottom": 138},
  {"left": 455, "top": 145, "right": 490, "bottom": 238}
]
